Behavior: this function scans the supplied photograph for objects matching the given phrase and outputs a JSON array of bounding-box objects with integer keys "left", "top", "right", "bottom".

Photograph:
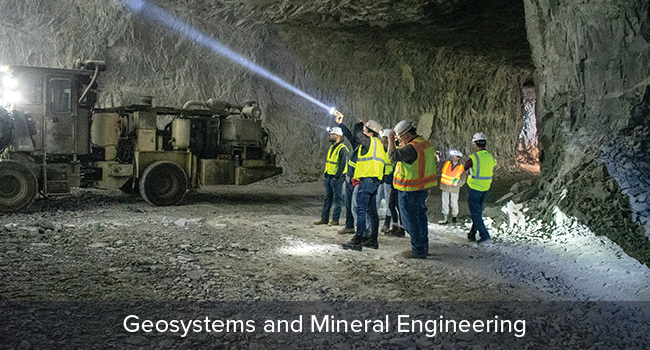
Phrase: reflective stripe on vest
[
  {"left": 393, "top": 136, "right": 437, "bottom": 191},
  {"left": 467, "top": 150, "right": 496, "bottom": 191},
  {"left": 324, "top": 142, "right": 348, "bottom": 175},
  {"left": 441, "top": 161, "right": 464, "bottom": 186},
  {"left": 353, "top": 136, "right": 387, "bottom": 180}
]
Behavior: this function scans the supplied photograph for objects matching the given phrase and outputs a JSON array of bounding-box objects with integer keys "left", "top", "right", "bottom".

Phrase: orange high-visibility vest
[
  {"left": 393, "top": 136, "right": 437, "bottom": 191},
  {"left": 440, "top": 161, "right": 464, "bottom": 186}
]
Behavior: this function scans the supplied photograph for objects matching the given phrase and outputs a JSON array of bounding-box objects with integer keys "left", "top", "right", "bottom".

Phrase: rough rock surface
[
  {"left": 1, "top": 181, "right": 650, "bottom": 347},
  {"left": 524, "top": 0, "right": 650, "bottom": 259},
  {"left": 0, "top": 0, "right": 648, "bottom": 266},
  {"left": 0, "top": 0, "right": 532, "bottom": 182}
]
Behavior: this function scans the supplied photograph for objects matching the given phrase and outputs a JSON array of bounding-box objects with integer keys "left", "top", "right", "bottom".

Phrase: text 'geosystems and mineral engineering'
[{"left": 123, "top": 314, "right": 526, "bottom": 338}]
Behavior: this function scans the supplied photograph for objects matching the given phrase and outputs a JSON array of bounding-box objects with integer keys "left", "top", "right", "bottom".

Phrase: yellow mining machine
[{"left": 0, "top": 60, "right": 282, "bottom": 212}]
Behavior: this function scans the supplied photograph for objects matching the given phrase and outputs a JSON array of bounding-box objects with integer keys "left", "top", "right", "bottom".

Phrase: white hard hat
[
  {"left": 393, "top": 120, "right": 414, "bottom": 137},
  {"left": 472, "top": 132, "right": 487, "bottom": 142},
  {"left": 449, "top": 149, "right": 462, "bottom": 157},
  {"left": 380, "top": 129, "right": 392, "bottom": 138},
  {"left": 365, "top": 120, "right": 383, "bottom": 134},
  {"left": 328, "top": 126, "right": 343, "bottom": 136}
]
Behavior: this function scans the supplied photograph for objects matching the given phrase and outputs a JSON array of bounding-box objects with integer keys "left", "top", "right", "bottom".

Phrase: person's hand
[
  {"left": 333, "top": 110, "right": 344, "bottom": 124},
  {"left": 388, "top": 130, "right": 396, "bottom": 140}
]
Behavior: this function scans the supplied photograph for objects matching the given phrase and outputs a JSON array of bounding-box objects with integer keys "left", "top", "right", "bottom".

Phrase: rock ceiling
[{"left": 241, "top": 0, "right": 532, "bottom": 67}]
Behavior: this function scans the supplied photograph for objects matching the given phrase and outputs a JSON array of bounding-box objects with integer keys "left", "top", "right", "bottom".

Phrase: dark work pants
[
  {"left": 468, "top": 188, "right": 490, "bottom": 240},
  {"left": 355, "top": 178, "right": 379, "bottom": 239},
  {"left": 344, "top": 181, "right": 355, "bottom": 229},
  {"left": 321, "top": 176, "right": 344, "bottom": 223},
  {"left": 398, "top": 190, "right": 429, "bottom": 258},
  {"left": 389, "top": 185, "right": 400, "bottom": 225}
]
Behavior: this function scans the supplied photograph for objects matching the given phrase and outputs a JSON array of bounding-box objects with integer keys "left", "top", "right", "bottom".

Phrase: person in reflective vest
[
  {"left": 465, "top": 132, "right": 497, "bottom": 243},
  {"left": 314, "top": 127, "right": 348, "bottom": 226},
  {"left": 337, "top": 115, "right": 388, "bottom": 251},
  {"left": 438, "top": 149, "right": 466, "bottom": 224},
  {"left": 337, "top": 121, "right": 365, "bottom": 235},
  {"left": 388, "top": 120, "right": 437, "bottom": 259},
  {"left": 376, "top": 129, "right": 397, "bottom": 233}
]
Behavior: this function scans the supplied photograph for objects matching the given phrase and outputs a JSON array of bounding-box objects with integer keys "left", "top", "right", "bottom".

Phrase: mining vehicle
[{"left": 0, "top": 60, "right": 282, "bottom": 212}]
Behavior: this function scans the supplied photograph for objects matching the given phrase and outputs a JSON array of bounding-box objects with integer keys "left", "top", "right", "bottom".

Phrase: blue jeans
[
  {"left": 468, "top": 188, "right": 490, "bottom": 240},
  {"left": 355, "top": 178, "right": 379, "bottom": 239},
  {"left": 321, "top": 176, "right": 344, "bottom": 222},
  {"left": 376, "top": 182, "right": 392, "bottom": 219},
  {"left": 344, "top": 181, "right": 355, "bottom": 229},
  {"left": 398, "top": 190, "right": 429, "bottom": 258}
]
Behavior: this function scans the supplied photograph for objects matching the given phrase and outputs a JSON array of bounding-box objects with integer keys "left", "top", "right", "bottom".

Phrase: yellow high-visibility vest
[
  {"left": 324, "top": 142, "right": 348, "bottom": 175},
  {"left": 353, "top": 137, "right": 388, "bottom": 180},
  {"left": 393, "top": 136, "right": 437, "bottom": 191},
  {"left": 467, "top": 150, "right": 496, "bottom": 191},
  {"left": 440, "top": 161, "right": 464, "bottom": 186},
  {"left": 384, "top": 159, "right": 394, "bottom": 176}
]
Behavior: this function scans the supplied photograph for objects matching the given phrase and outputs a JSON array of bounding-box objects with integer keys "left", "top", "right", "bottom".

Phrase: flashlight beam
[{"left": 120, "top": 0, "right": 334, "bottom": 113}]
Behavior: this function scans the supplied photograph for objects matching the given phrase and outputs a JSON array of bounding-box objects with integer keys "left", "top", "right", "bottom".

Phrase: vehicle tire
[
  {"left": 139, "top": 161, "right": 187, "bottom": 206},
  {"left": 0, "top": 160, "right": 38, "bottom": 212}
]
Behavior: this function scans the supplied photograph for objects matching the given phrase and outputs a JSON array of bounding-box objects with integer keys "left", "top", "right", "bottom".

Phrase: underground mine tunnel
[{"left": 0, "top": 0, "right": 650, "bottom": 348}]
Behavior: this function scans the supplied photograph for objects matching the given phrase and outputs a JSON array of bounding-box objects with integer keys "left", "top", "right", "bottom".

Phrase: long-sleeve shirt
[
  {"left": 339, "top": 123, "right": 363, "bottom": 182},
  {"left": 339, "top": 122, "right": 365, "bottom": 150},
  {"left": 388, "top": 140, "right": 418, "bottom": 165}
]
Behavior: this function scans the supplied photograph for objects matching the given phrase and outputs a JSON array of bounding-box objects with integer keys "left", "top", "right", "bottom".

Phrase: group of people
[{"left": 316, "top": 115, "right": 496, "bottom": 259}]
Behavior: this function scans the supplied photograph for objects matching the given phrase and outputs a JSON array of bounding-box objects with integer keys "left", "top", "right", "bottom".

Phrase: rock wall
[
  {"left": 524, "top": 0, "right": 650, "bottom": 262},
  {"left": 0, "top": 0, "right": 531, "bottom": 183},
  {"left": 269, "top": 28, "right": 531, "bottom": 179}
]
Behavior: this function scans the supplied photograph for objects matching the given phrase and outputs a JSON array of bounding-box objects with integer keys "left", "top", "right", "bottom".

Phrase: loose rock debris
[{"left": 0, "top": 181, "right": 649, "bottom": 302}]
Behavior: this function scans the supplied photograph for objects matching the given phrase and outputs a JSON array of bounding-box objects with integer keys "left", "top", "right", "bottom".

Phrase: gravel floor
[{"left": 1, "top": 178, "right": 649, "bottom": 302}]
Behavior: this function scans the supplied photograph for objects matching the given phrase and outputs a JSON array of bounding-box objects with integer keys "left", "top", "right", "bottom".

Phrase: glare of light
[
  {"left": 278, "top": 238, "right": 337, "bottom": 256},
  {"left": 3, "top": 76, "right": 16, "bottom": 89},
  {"left": 3, "top": 90, "right": 20, "bottom": 104},
  {"left": 119, "top": 0, "right": 335, "bottom": 113},
  {"left": 329, "top": 107, "right": 336, "bottom": 115}
]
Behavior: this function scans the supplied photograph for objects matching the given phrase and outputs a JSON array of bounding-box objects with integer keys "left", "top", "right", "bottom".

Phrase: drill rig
[{"left": 0, "top": 60, "right": 282, "bottom": 212}]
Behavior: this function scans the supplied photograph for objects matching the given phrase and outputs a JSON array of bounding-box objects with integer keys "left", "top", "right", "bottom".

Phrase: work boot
[
  {"left": 397, "top": 250, "right": 426, "bottom": 259},
  {"left": 388, "top": 226, "right": 406, "bottom": 237},
  {"left": 467, "top": 232, "right": 476, "bottom": 242},
  {"left": 342, "top": 236, "right": 363, "bottom": 251},
  {"left": 314, "top": 220, "right": 327, "bottom": 225},
  {"left": 338, "top": 227, "right": 355, "bottom": 234},
  {"left": 381, "top": 218, "right": 391, "bottom": 233},
  {"left": 438, "top": 214, "right": 448, "bottom": 224},
  {"left": 477, "top": 236, "right": 492, "bottom": 244},
  {"left": 452, "top": 216, "right": 457, "bottom": 224},
  {"left": 362, "top": 236, "right": 379, "bottom": 249},
  {"left": 328, "top": 221, "right": 339, "bottom": 226}
]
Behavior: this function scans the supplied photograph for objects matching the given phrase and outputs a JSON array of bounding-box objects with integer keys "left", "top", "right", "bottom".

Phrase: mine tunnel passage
[{"left": 517, "top": 84, "right": 539, "bottom": 172}]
